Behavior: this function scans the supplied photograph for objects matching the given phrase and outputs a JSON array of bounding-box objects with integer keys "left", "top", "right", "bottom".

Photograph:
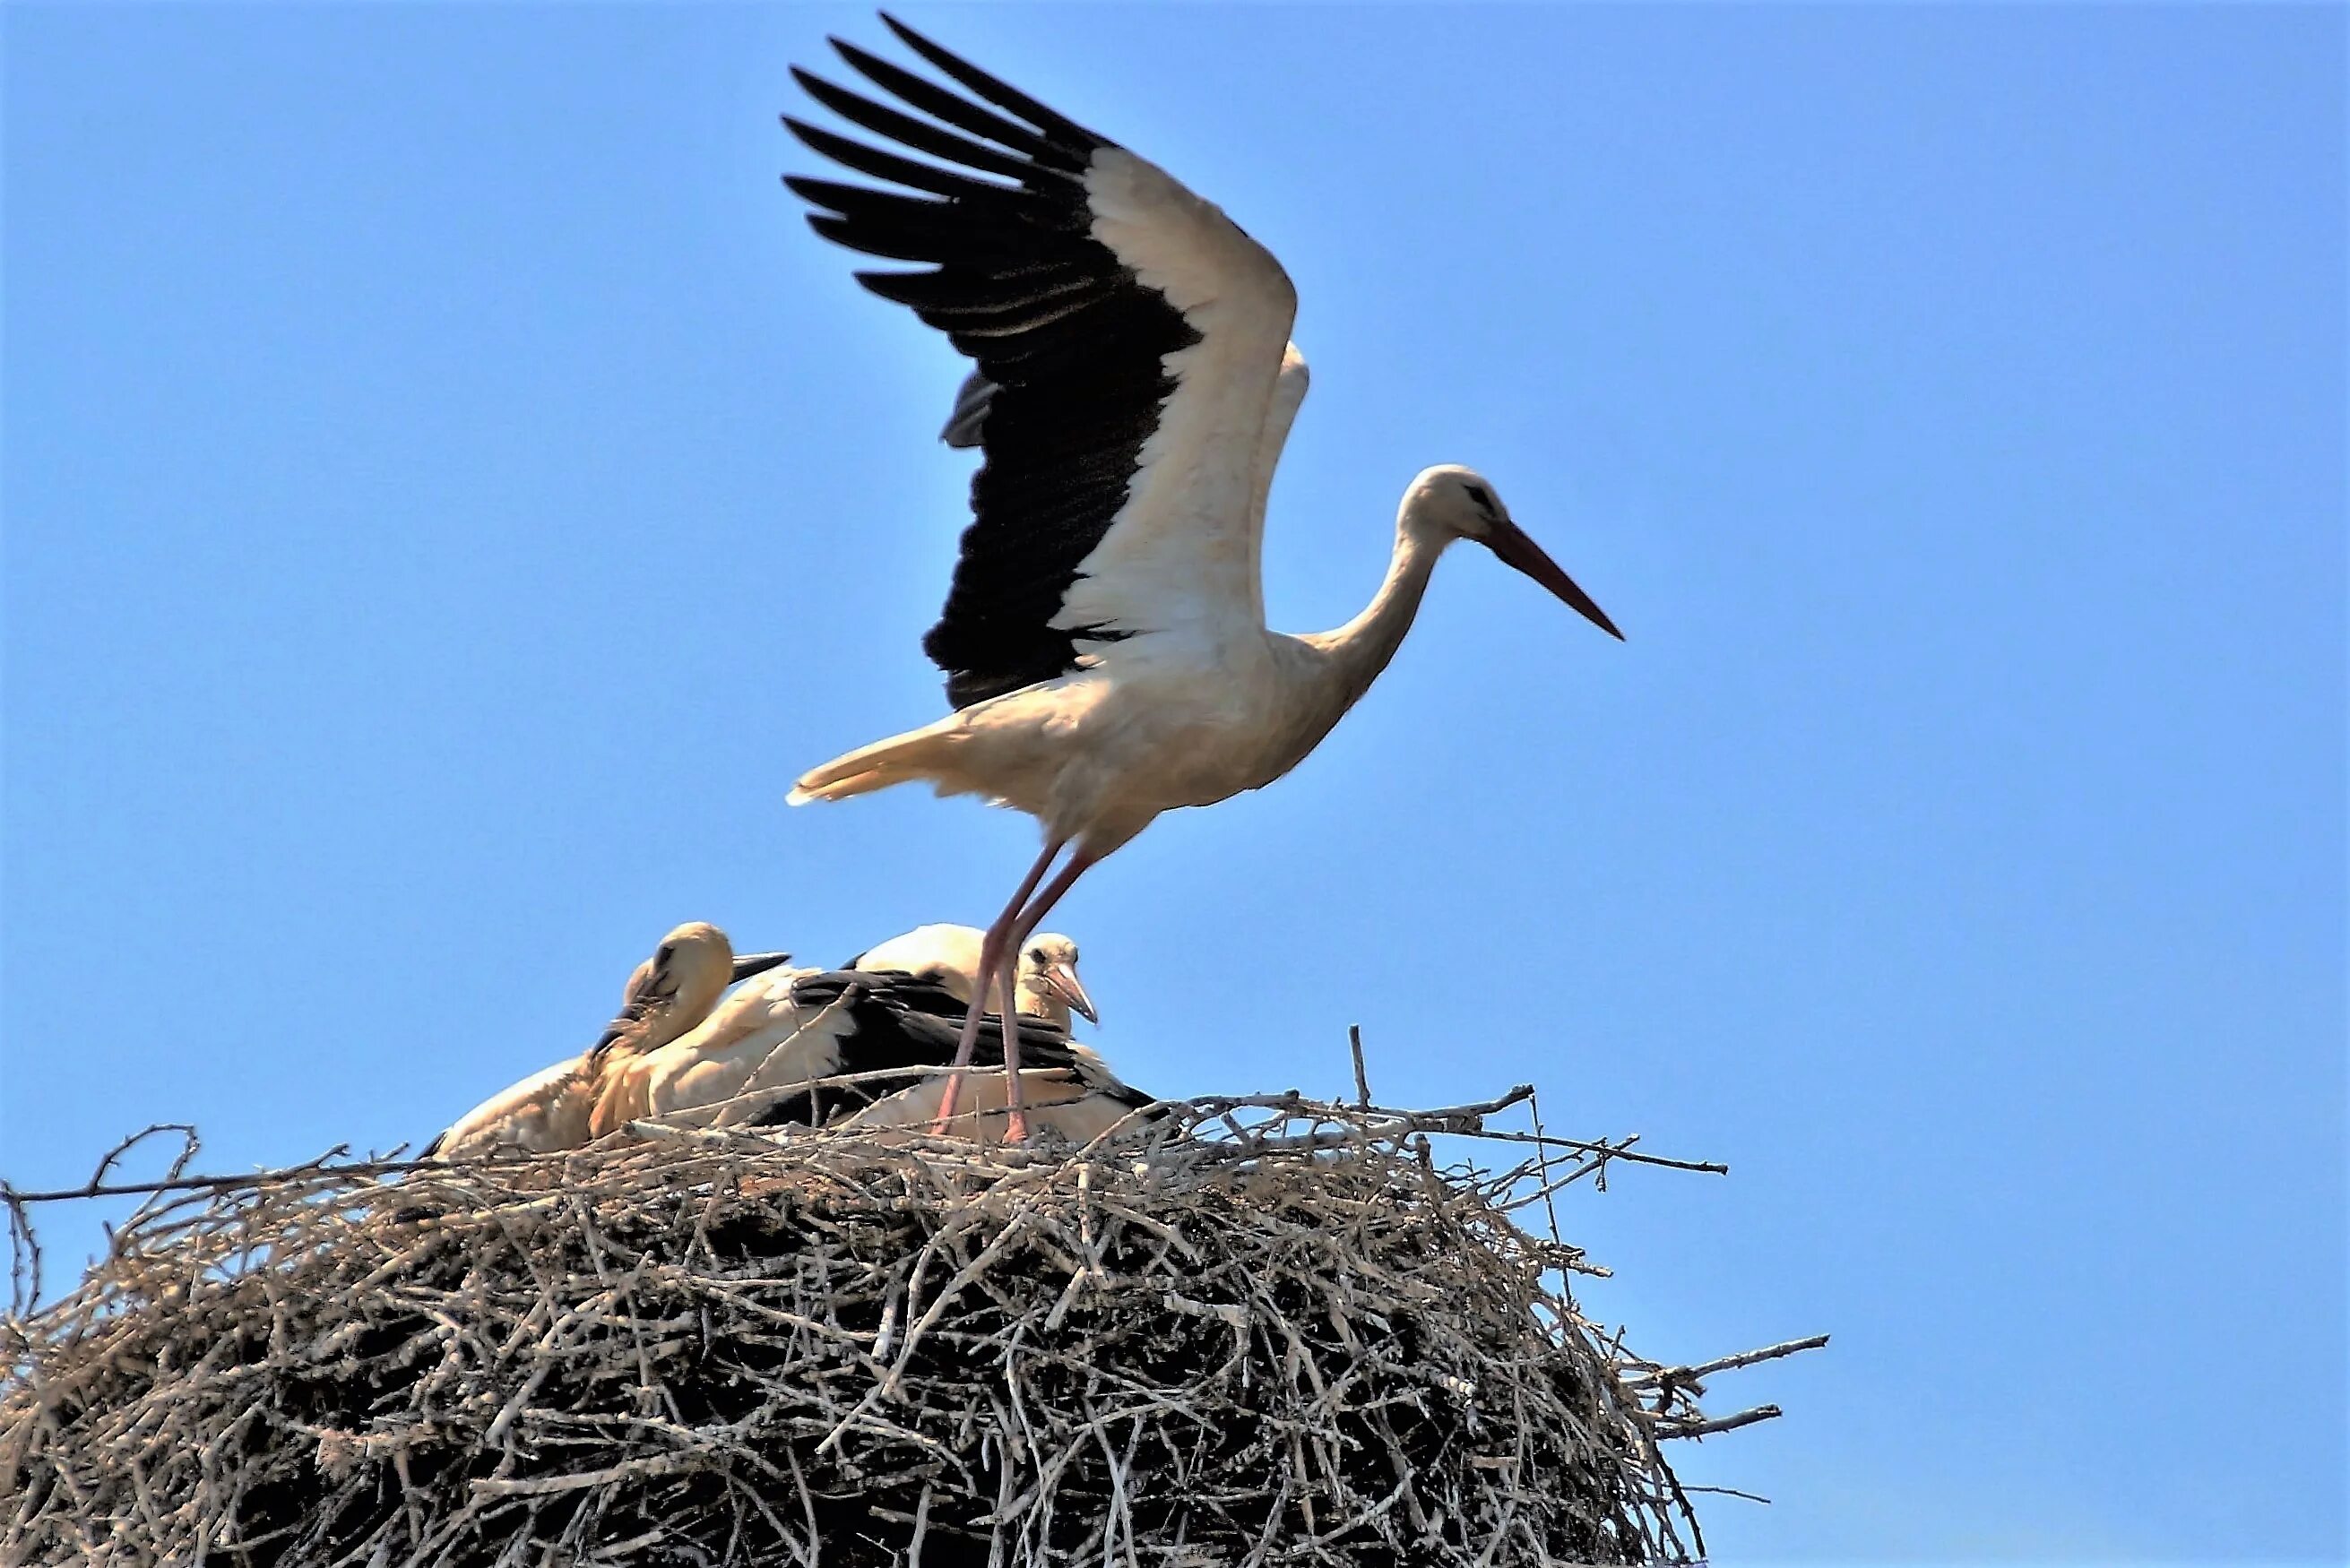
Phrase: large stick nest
[{"left": 3, "top": 1093, "right": 1764, "bottom": 1566}]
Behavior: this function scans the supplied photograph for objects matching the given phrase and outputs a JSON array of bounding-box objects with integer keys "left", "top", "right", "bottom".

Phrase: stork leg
[
  {"left": 988, "top": 849, "right": 1102, "bottom": 1143},
  {"left": 992, "top": 940, "right": 1026, "bottom": 1143},
  {"left": 930, "top": 837, "right": 1066, "bottom": 1134}
]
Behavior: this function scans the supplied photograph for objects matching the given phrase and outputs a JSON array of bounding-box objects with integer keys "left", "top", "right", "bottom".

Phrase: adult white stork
[
  {"left": 423, "top": 922, "right": 790, "bottom": 1159},
  {"left": 782, "top": 18, "right": 1622, "bottom": 1137},
  {"left": 590, "top": 922, "right": 1110, "bottom": 1133}
]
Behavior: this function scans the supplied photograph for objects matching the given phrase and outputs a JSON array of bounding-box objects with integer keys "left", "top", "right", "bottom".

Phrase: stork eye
[
  {"left": 654, "top": 943, "right": 676, "bottom": 969},
  {"left": 1462, "top": 483, "right": 1495, "bottom": 514},
  {"left": 1024, "top": 945, "right": 1047, "bottom": 964}
]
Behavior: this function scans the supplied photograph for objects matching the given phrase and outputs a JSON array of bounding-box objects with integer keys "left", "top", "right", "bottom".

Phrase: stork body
[
  {"left": 425, "top": 923, "right": 788, "bottom": 1159},
  {"left": 784, "top": 20, "right": 1620, "bottom": 1134},
  {"left": 841, "top": 1039, "right": 1154, "bottom": 1149},
  {"left": 421, "top": 1056, "right": 592, "bottom": 1163}
]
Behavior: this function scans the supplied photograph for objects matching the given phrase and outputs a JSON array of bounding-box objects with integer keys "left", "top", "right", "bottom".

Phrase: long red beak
[
  {"left": 1035, "top": 959, "right": 1098, "bottom": 1025},
  {"left": 1488, "top": 521, "right": 1623, "bottom": 640}
]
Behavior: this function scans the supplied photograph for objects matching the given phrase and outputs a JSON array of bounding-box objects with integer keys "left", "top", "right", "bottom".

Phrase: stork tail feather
[{"left": 790, "top": 725, "right": 959, "bottom": 805}]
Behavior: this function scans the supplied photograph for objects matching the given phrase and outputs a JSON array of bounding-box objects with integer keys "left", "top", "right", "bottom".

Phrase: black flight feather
[{"left": 786, "top": 20, "right": 1200, "bottom": 707}]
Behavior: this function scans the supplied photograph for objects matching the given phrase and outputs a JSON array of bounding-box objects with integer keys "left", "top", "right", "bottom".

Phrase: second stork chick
[{"left": 785, "top": 926, "right": 1158, "bottom": 1145}]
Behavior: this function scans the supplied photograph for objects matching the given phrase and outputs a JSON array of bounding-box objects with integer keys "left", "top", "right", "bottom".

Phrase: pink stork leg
[
  {"left": 991, "top": 940, "right": 1024, "bottom": 1142},
  {"left": 930, "top": 837, "right": 1066, "bottom": 1134},
  {"left": 989, "top": 849, "right": 1101, "bottom": 1142}
]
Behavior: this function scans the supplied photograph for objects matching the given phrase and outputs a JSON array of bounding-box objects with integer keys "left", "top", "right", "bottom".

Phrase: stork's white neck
[{"left": 1299, "top": 506, "right": 1451, "bottom": 721}]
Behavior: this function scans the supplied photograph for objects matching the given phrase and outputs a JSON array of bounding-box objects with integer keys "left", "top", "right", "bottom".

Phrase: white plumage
[
  {"left": 782, "top": 20, "right": 1621, "bottom": 1137},
  {"left": 423, "top": 1056, "right": 590, "bottom": 1163},
  {"left": 841, "top": 1040, "right": 1153, "bottom": 1149}
]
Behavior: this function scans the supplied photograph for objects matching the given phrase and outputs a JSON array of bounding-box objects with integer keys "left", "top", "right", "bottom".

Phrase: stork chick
[
  {"left": 424, "top": 922, "right": 788, "bottom": 1159},
  {"left": 851, "top": 923, "right": 1095, "bottom": 1029}
]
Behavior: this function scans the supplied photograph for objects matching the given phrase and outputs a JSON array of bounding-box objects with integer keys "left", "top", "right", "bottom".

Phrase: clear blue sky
[{"left": 4, "top": 5, "right": 2341, "bottom": 1560}]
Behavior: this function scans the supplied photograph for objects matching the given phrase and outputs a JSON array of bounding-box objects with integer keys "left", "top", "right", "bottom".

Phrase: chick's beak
[
  {"left": 1036, "top": 960, "right": 1099, "bottom": 1024},
  {"left": 730, "top": 951, "right": 793, "bottom": 983},
  {"left": 1487, "top": 520, "right": 1624, "bottom": 641}
]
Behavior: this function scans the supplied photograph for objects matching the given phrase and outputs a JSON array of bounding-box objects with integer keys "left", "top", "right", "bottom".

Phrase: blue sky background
[{"left": 4, "top": 5, "right": 2342, "bottom": 1560}]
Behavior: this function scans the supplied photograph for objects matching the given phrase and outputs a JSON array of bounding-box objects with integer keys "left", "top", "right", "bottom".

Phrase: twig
[
  {"left": 5, "top": 1188, "right": 40, "bottom": 1315},
  {"left": 1525, "top": 1087, "right": 1568, "bottom": 1255},
  {"left": 1348, "top": 1024, "right": 1370, "bottom": 1109},
  {"left": 1627, "top": 1333, "right": 1831, "bottom": 1389},
  {"left": 1438, "top": 1127, "right": 1726, "bottom": 1174},
  {"left": 89, "top": 1124, "right": 201, "bottom": 1191},
  {"left": 1, "top": 1158, "right": 435, "bottom": 1205},
  {"left": 1658, "top": 1404, "right": 1783, "bottom": 1440}
]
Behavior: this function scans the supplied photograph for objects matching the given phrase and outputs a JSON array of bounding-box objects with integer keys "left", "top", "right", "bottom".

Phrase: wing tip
[
  {"left": 871, "top": 9, "right": 1104, "bottom": 148},
  {"left": 827, "top": 33, "right": 883, "bottom": 74}
]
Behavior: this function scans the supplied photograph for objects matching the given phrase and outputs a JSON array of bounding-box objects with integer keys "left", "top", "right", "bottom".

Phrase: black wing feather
[
  {"left": 787, "top": 17, "right": 1201, "bottom": 707},
  {"left": 878, "top": 13, "right": 1103, "bottom": 146},
  {"left": 747, "top": 968, "right": 1084, "bottom": 1127},
  {"left": 782, "top": 116, "right": 1014, "bottom": 202},
  {"left": 831, "top": 40, "right": 1087, "bottom": 173},
  {"left": 791, "top": 67, "right": 1041, "bottom": 185}
]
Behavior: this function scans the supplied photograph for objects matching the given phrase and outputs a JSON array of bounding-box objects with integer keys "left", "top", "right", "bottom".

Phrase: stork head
[
  {"left": 851, "top": 923, "right": 1097, "bottom": 1029},
  {"left": 1409, "top": 465, "right": 1622, "bottom": 641},
  {"left": 1019, "top": 934, "right": 1098, "bottom": 1028},
  {"left": 618, "top": 923, "right": 791, "bottom": 1040}
]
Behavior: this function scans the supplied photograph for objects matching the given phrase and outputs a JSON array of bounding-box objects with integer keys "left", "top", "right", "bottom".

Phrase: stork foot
[{"left": 926, "top": 1068, "right": 968, "bottom": 1139}]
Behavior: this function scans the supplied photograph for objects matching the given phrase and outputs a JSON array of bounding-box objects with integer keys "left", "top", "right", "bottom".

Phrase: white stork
[
  {"left": 590, "top": 922, "right": 1118, "bottom": 1133},
  {"left": 782, "top": 18, "right": 1621, "bottom": 1138},
  {"left": 423, "top": 922, "right": 790, "bottom": 1159}
]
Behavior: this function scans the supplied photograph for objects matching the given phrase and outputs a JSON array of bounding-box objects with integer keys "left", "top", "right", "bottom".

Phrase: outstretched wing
[
  {"left": 785, "top": 15, "right": 1298, "bottom": 708},
  {"left": 939, "top": 343, "right": 1311, "bottom": 632}
]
